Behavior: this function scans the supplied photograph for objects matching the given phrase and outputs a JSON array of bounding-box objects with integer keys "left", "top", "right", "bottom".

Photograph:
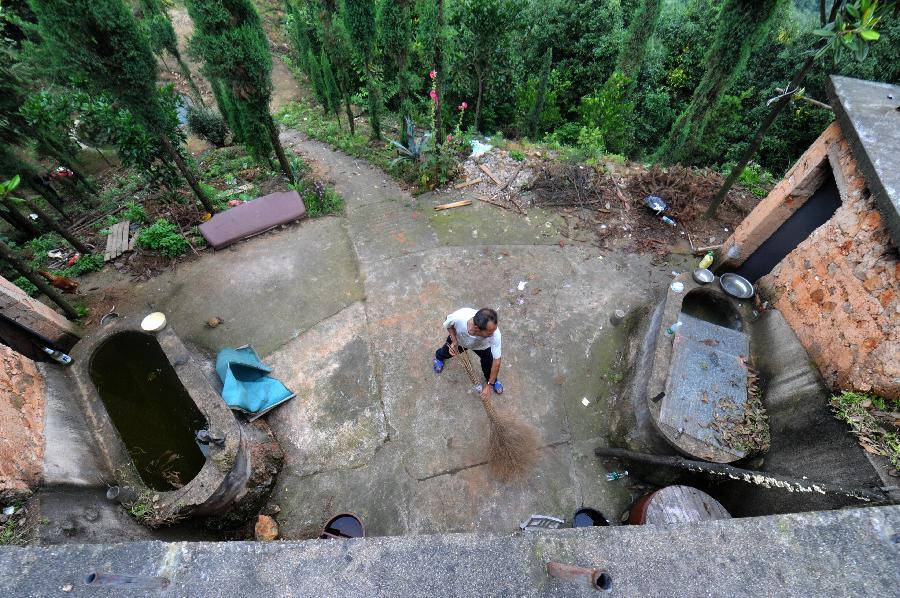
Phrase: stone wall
[
  {"left": 757, "top": 134, "right": 899, "bottom": 400},
  {"left": 0, "top": 343, "right": 45, "bottom": 501}
]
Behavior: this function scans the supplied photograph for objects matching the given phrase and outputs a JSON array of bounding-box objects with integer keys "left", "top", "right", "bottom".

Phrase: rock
[
  {"left": 262, "top": 503, "right": 281, "bottom": 516},
  {"left": 254, "top": 514, "right": 278, "bottom": 541},
  {"left": 61, "top": 584, "right": 73, "bottom": 592},
  {"left": 206, "top": 317, "right": 224, "bottom": 329}
]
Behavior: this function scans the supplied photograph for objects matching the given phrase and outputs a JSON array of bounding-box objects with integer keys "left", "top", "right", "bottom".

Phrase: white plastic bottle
[{"left": 665, "top": 321, "right": 683, "bottom": 336}]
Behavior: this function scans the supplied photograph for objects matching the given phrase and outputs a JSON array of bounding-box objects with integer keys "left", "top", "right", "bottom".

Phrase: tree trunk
[
  {"left": 28, "top": 179, "right": 69, "bottom": 223},
  {"left": 0, "top": 240, "right": 80, "bottom": 319},
  {"left": 344, "top": 92, "right": 355, "bottom": 136},
  {"left": 434, "top": 0, "right": 445, "bottom": 145},
  {"left": 526, "top": 48, "right": 552, "bottom": 139},
  {"left": 0, "top": 202, "right": 43, "bottom": 237},
  {"left": 174, "top": 52, "right": 206, "bottom": 108},
  {"left": 266, "top": 116, "right": 294, "bottom": 183},
  {"left": 705, "top": 0, "right": 843, "bottom": 217},
  {"left": 475, "top": 72, "right": 484, "bottom": 133},
  {"left": 20, "top": 197, "right": 89, "bottom": 254},
  {"left": 158, "top": 135, "right": 216, "bottom": 214},
  {"left": 366, "top": 68, "right": 382, "bottom": 141},
  {"left": 593, "top": 447, "right": 887, "bottom": 502}
]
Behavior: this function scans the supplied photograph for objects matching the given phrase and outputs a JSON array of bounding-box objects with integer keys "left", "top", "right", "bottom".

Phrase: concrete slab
[
  {"left": 2, "top": 506, "right": 898, "bottom": 597},
  {"left": 93, "top": 217, "right": 364, "bottom": 356}
]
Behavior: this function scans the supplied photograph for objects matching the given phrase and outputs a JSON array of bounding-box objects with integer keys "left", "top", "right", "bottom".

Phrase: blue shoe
[
  {"left": 433, "top": 358, "right": 444, "bottom": 374},
  {"left": 492, "top": 380, "right": 504, "bottom": 395}
]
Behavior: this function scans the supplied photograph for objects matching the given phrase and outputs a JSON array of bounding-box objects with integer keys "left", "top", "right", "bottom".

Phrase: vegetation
[
  {"left": 137, "top": 218, "right": 190, "bottom": 258},
  {"left": 831, "top": 391, "right": 900, "bottom": 468}
]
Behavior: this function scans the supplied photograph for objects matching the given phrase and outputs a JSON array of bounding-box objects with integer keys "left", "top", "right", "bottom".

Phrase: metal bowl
[
  {"left": 719, "top": 273, "right": 755, "bottom": 299},
  {"left": 692, "top": 268, "right": 714, "bottom": 284}
]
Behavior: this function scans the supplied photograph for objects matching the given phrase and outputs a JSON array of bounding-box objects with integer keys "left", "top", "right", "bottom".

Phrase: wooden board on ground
[
  {"left": 453, "top": 178, "right": 483, "bottom": 189},
  {"left": 104, "top": 220, "right": 131, "bottom": 262},
  {"left": 478, "top": 164, "right": 502, "bottom": 185},
  {"left": 434, "top": 200, "right": 472, "bottom": 211}
]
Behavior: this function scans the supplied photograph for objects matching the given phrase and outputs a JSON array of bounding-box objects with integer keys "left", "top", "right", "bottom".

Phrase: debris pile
[
  {"left": 709, "top": 367, "right": 771, "bottom": 454},
  {"left": 628, "top": 165, "right": 726, "bottom": 222}
]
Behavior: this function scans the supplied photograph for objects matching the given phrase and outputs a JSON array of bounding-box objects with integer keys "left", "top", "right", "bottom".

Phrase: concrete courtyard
[{"left": 89, "top": 133, "right": 685, "bottom": 538}]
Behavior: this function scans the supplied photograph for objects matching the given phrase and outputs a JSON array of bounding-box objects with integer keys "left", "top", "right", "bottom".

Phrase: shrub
[
  {"left": 57, "top": 253, "right": 105, "bottom": 278},
  {"left": 187, "top": 105, "right": 230, "bottom": 148},
  {"left": 137, "top": 218, "right": 189, "bottom": 258},
  {"left": 13, "top": 276, "right": 38, "bottom": 297},
  {"left": 294, "top": 180, "right": 344, "bottom": 217},
  {"left": 122, "top": 200, "right": 147, "bottom": 223},
  {"left": 509, "top": 149, "right": 525, "bottom": 161}
]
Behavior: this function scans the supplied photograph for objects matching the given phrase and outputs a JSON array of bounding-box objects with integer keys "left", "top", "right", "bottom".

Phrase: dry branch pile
[{"left": 628, "top": 165, "right": 726, "bottom": 221}]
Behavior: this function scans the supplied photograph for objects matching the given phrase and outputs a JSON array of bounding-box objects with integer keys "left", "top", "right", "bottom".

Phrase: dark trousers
[{"left": 435, "top": 336, "right": 493, "bottom": 381}]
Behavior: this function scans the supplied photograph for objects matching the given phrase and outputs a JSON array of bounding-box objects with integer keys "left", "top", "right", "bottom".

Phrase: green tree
[
  {"left": 611, "top": 0, "right": 662, "bottom": 86},
  {"left": 525, "top": 48, "right": 552, "bottom": 140},
  {"left": 657, "top": 0, "right": 785, "bottom": 165},
  {"left": 185, "top": 0, "right": 294, "bottom": 182},
  {"left": 707, "top": 0, "right": 894, "bottom": 217},
  {"left": 342, "top": 0, "right": 382, "bottom": 140},
  {"left": 135, "top": 0, "right": 206, "bottom": 107},
  {"left": 29, "top": 0, "right": 215, "bottom": 213},
  {"left": 377, "top": 0, "right": 415, "bottom": 144},
  {"left": 285, "top": 0, "right": 332, "bottom": 115}
]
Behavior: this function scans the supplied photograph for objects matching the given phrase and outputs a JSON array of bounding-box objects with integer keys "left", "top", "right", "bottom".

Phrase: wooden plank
[
  {"left": 434, "top": 200, "right": 472, "bottom": 211},
  {"left": 104, "top": 221, "right": 131, "bottom": 261},
  {"left": 478, "top": 164, "right": 502, "bottom": 185},
  {"left": 453, "top": 178, "right": 483, "bottom": 189}
]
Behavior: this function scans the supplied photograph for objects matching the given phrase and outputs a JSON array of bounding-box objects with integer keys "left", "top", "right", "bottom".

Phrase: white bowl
[{"left": 141, "top": 312, "right": 167, "bottom": 332}]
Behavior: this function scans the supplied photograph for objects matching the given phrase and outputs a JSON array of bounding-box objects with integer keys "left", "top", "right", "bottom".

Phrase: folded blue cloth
[{"left": 215, "top": 346, "right": 294, "bottom": 419}]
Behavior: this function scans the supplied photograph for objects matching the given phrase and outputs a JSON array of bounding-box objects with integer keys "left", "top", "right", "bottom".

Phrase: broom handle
[{"left": 457, "top": 346, "right": 480, "bottom": 386}]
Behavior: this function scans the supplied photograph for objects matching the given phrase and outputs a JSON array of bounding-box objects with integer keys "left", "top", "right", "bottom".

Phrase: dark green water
[{"left": 89, "top": 332, "right": 207, "bottom": 491}]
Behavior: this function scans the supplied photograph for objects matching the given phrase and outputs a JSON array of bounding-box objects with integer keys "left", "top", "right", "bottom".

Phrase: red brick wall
[
  {"left": 757, "top": 137, "right": 899, "bottom": 400},
  {"left": 0, "top": 343, "right": 45, "bottom": 500}
]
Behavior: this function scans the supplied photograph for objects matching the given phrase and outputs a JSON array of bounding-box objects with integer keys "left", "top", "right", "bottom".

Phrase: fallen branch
[
  {"left": 593, "top": 447, "right": 888, "bottom": 502},
  {"left": 476, "top": 194, "right": 514, "bottom": 212},
  {"left": 694, "top": 243, "right": 722, "bottom": 256}
]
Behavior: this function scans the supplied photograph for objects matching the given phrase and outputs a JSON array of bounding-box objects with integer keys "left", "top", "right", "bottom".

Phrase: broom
[{"left": 455, "top": 347, "right": 540, "bottom": 481}]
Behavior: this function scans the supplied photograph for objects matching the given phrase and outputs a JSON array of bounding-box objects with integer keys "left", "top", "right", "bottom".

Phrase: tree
[
  {"left": 342, "top": 0, "right": 382, "bottom": 139},
  {"left": 657, "top": 0, "right": 785, "bottom": 165},
  {"left": 185, "top": 0, "right": 294, "bottom": 182},
  {"left": 135, "top": 0, "right": 206, "bottom": 107},
  {"left": 610, "top": 0, "right": 663, "bottom": 86},
  {"left": 377, "top": 0, "right": 415, "bottom": 144},
  {"left": 525, "top": 48, "right": 552, "bottom": 140},
  {"left": 29, "top": 0, "right": 215, "bottom": 213},
  {"left": 706, "top": 0, "right": 893, "bottom": 217},
  {"left": 318, "top": 1, "right": 358, "bottom": 135}
]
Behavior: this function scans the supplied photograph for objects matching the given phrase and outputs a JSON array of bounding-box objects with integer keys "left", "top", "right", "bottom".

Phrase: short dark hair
[{"left": 473, "top": 308, "right": 498, "bottom": 329}]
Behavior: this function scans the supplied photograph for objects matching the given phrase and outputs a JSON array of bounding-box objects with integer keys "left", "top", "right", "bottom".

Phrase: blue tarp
[{"left": 215, "top": 346, "right": 295, "bottom": 420}]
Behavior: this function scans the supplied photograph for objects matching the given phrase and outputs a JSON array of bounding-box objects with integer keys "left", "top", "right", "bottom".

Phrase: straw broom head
[{"left": 457, "top": 349, "right": 540, "bottom": 481}]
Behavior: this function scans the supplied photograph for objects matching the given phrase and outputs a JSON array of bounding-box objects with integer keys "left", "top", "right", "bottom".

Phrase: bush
[
  {"left": 13, "top": 276, "right": 38, "bottom": 297},
  {"left": 509, "top": 149, "right": 525, "bottom": 161},
  {"left": 294, "top": 180, "right": 344, "bottom": 217},
  {"left": 187, "top": 105, "right": 230, "bottom": 148},
  {"left": 137, "top": 219, "right": 189, "bottom": 258},
  {"left": 57, "top": 253, "right": 104, "bottom": 278},
  {"left": 122, "top": 200, "right": 147, "bottom": 223}
]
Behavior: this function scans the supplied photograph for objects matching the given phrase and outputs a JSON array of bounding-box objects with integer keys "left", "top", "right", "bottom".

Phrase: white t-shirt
[{"left": 443, "top": 308, "right": 502, "bottom": 358}]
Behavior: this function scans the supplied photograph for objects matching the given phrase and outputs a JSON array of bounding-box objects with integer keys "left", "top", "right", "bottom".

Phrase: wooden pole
[
  {"left": 0, "top": 240, "right": 80, "bottom": 319},
  {"left": 593, "top": 446, "right": 887, "bottom": 502}
]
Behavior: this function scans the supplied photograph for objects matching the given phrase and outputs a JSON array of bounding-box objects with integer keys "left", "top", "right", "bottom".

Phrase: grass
[{"left": 831, "top": 391, "right": 900, "bottom": 468}]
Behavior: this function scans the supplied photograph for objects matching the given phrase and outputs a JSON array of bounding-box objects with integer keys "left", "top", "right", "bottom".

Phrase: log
[
  {"left": 453, "top": 178, "right": 483, "bottom": 189},
  {"left": 593, "top": 446, "right": 888, "bottom": 502},
  {"left": 434, "top": 200, "right": 472, "bottom": 211}
]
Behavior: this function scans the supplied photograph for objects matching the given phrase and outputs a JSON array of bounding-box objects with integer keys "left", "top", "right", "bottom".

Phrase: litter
[
  {"left": 469, "top": 140, "right": 493, "bottom": 158},
  {"left": 517, "top": 281, "right": 528, "bottom": 291},
  {"left": 582, "top": 397, "right": 591, "bottom": 406},
  {"left": 215, "top": 345, "right": 295, "bottom": 420}
]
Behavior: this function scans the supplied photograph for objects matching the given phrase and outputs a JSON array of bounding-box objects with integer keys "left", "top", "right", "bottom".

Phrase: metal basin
[
  {"left": 692, "top": 268, "right": 714, "bottom": 284},
  {"left": 719, "top": 273, "right": 754, "bottom": 299}
]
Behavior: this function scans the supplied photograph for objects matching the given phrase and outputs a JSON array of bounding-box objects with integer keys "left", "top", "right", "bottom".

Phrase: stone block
[{"left": 0, "top": 344, "right": 45, "bottom": 501}]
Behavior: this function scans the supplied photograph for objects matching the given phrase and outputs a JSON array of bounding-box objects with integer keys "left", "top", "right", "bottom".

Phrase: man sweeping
[{"left": 433, "top": 307, "right": 503, "bottom": 401}]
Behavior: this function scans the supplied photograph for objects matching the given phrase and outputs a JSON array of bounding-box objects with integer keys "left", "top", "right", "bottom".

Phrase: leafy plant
[
  {"left": 122, "top": 201, "right": 147, "bottom": 224},
  {"left": 186, "top": 105, "right": 230, "bottom": 148},
  {"left": 294, "top": 179, "right": 344, "bottom": 217},
  {"left": 509, "top": 149, "right": 525, "bottom": 161},
  {"left": 831, "top": 391, "right": 900, "bottom": 467},
  {"left": 814, "top": 0, "right": 887, "bottom": 62},
  {"left": 390, "top": 117, "right": 432, "bottom": 166},
  {"left": 137, "top": 218, "right": 189, "bottom": 258},
  {"left": 13, "top": 276, "right": 38, "bottom": 297},
  {"left": 56, "top": 253, "right": 104, "bottom": 278}
]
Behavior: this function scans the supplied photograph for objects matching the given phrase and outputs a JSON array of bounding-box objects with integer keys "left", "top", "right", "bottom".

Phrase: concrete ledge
[
  {"left": 2, "top": 506, "right": 898, "bottom": 596},
  {"left": 0, "top": 275, "right": 80, "bottom": 350}
]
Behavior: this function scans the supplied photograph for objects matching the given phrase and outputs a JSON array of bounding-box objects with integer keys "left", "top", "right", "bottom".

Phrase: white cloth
[{"left": 443, "top": 308, "right": 502, "bottom": 358}]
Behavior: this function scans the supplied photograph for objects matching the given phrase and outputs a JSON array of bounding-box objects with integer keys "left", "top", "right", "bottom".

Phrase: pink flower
[
  {"left": 447, "top": 134, "right": 453, "bottom": 141},
  {"left": 429, "top": 89, "right": 438, "bottom": 102},
  {"left": 462, "top": 102, "right": 468, "bottom": 109},
  {"left": 429, "top": 70, "right": 437, "bottom": 80}
]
